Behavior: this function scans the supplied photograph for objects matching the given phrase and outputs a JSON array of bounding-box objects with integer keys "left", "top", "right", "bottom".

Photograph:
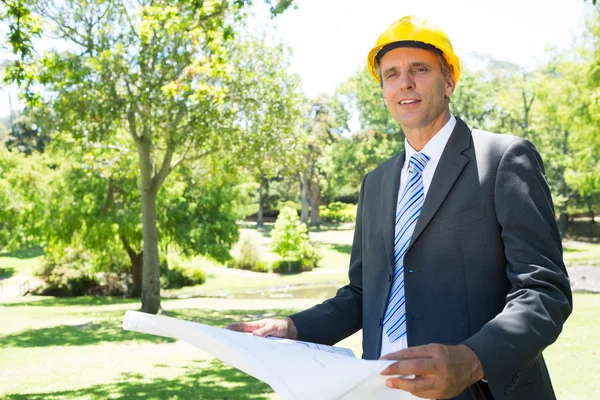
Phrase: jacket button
[
  {"left": 378, "top": 317, "right": 383, "bottom": 326},
  {"left": 408, "top": 269, "right": 416, "bottom": 273},
  {"left": 387, "top": 274, "right": 392, "bottom": 282}
]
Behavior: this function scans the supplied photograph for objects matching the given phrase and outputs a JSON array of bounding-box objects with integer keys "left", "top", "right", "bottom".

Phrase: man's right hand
[{"left": 225, "top": 317, "right": 298, "bottom": 340}]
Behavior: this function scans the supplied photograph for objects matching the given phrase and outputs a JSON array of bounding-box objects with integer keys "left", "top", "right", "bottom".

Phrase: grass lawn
[
  {"left": 0, "top": 294, "right": 598, "bottom": 399},
  {"left": 563, "top": 240, "right": 600, "bottom": 266},
  {"left": 0, "top": 224, "right": 599, "bottom": 399}
]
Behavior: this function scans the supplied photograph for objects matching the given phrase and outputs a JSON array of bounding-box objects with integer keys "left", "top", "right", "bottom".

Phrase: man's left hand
[{"left": 380, "top": 343, "right": 485, "bottom": 399}]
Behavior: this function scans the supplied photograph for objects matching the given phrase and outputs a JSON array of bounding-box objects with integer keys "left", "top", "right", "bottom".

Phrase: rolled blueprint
[{"left": 123, "top": 310, "right": 417, "bottom": 400}]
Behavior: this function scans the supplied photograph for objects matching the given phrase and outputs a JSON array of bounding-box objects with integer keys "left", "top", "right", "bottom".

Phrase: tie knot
[{"left": 408, "top": 152, "right": 430, "bottom": 175}]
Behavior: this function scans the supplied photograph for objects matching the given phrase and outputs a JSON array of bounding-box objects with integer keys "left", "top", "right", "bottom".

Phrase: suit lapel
[
  {"left": 381, "top": 152, "right": 405, "bottom": 271},
  {"left": 406, "top": 119, "right": 472, "bottom": 253}
]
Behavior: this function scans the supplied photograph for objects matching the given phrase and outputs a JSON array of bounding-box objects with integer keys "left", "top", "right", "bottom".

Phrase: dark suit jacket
[{"left": 290, "top": 118, "right": 572, "bottom": 400}]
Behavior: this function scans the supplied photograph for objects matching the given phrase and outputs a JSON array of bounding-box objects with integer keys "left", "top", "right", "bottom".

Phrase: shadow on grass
[
  {"left": 0, "top": 314, "right": 175, "bottom": 348},
  {"left": 3, "top": 359, "right": 274, "bottom": 400},
  {"left": 240, "top": 224, "right": 274, "bottom": 238},
  {"left": 171, "top": 308, "right": 297, "bottom": 328},
  {"left": 0, "top": 296, "right": 141, "bottom": 308},
  {"left": 564, "top": 247, "right": 583, "bottom": 253},
  {"left": 0, "top": 246, "right": 44, "bottom": 259},
  {"left": 0, "top": 307, "right": 298, "bottom": 349},
  {"left": 0, "top": 267, "right": 15, "bottom": 279},
  {"left": 328, "top": 244, "right": 352, "bottom": 255},
  {"left": 309, "top": 223, "right": 355, "bottom": 233}
]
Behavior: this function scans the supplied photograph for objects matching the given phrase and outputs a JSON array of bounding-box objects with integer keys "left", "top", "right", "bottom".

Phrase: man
[{"left": 227, "top": 16, "right": 572, "bottom": 400}]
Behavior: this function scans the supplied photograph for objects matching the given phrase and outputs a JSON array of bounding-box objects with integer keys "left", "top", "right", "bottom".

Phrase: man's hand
[
  {"left": 380, "top": 343, "right": 485, "bottom": 399},
  {"left": 225, "top": 317, "right": 298, "bottom": 340}
]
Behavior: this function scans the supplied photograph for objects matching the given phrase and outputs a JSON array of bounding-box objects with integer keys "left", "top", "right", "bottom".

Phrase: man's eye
[{"left": 386, "top": 73, "right": 397, "bottom": 79}]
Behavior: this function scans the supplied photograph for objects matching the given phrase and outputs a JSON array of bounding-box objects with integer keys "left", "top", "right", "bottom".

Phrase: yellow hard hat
[{"left": 367, "top": 16, "right": 460, "bottom": 84}]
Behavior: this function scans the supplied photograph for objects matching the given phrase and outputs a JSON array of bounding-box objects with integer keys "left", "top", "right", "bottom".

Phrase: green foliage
[
  {"left": 16, "top": 0, "right": 298, "bottom": 311},
  {"left": 319, "top": 202, "right": 357, "bottom": 223},
  {"left": 159, "top": 254, "right": 206, "bottom": 289},
  {"left": 337, "top": 66, "right": 399, "bottom": 135},
  {"left": 35, "top": 246, "right": 130, "bottom": 296},
  {"left": 158, "top": 162, "right": 242, "bottom": 263},
  {"left": 271, "top": 242, "right": 321, "bottom": 273},
  {"left": 4, "top": 110, "right": 50, "bottom": 155},
  {"left": 329, "top": 129, "right": 402, "bottom": 199},
  {"left": 227, "top": 237, "right": 269, "bottom": 273},
  {"left": 1, "top": 0, "right": 43, "bottom": 100},
  {"left": 271, "top": 205, "right": 309, "bottom": 261},
  {"left": 271, "top": 205, "right": 320, "bottom": 273},
  {"left": 0, "top": 147, "right": 55, "bottom": 251}
]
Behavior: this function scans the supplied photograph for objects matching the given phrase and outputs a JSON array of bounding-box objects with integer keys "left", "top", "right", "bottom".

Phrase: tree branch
[
  {"left": 171, "top": 148, "right": 218, "bottom": 171},
  {"left": 152, "top": 143, "right": 175, "bottom": 191}
]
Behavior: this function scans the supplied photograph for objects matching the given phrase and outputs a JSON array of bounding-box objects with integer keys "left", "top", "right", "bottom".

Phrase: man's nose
[{"left": 398, "top": 73, "right": 415, "bottom": 91}]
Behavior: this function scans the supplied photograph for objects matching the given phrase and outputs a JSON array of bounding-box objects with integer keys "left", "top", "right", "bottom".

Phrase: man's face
[{"left": 379, "top": 47, "right": 455, "bottom": 131}]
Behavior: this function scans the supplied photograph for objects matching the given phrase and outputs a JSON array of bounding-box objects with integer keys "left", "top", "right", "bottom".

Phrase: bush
[
  {"left": 35, "top": 247, "right": 130, "bottom": 296},
  {"left": 159, "top": 254, "right": 206, "bottom": 289},
  {"left": 227, "top": 237, "right": 269, "bottom": 272},
  {"left": 319, "top": 202, "right": 357, "bottom": 223},
  {"left": 272, "top": 259, "right": 305, "bottom": 274},
  {"left": 300, "top": 241, "right": 322, "bottom": 270},
  {"left": 271, "top": 205, "right": 310, "bottom": 261},
  {"left": 271, "top": 206, "right": 321, "bottom": 274}
]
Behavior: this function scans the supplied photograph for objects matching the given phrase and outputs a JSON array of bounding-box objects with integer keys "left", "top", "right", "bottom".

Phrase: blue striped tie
[{"left": 383, "top": 152, "right": 430, "bottom": 343}]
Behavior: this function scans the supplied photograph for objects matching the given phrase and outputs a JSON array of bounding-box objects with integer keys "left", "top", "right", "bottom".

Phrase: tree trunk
[
  {"left": 300, "top": 171, "right": 309, "bottom": 224},
  {"left": 121, "top": 234, "right": 143, "bottom": 298},
  {"left": 309, "top": 175, "right": 322, "bottom": 227},
  {"left": 558, "top": 211, "right": 569, "bottom": 237},
  {"left": 257, "top": 176, "right": 267, "bottom": 227},
  {"left": 557, "top": 130, "right": 569, "bottom": 238},
  {"left": 587, "top": 199, "right": 595, "bottom": 223},
  {"left": 138, "top": 139, "right": 161, "bottom": 314}
]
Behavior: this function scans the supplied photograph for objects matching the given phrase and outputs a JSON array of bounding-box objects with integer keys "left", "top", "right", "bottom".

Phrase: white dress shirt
[{"left": 379, "top": 115, "right": 457, "bottom": 358}]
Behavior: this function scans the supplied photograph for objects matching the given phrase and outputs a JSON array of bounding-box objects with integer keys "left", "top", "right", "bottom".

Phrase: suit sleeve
[
  {"left": 462, "top": 139, "right": 572, "bottom": 396},
  {"left": 288, "top": 174, "right": 368, "bottom": 345}
]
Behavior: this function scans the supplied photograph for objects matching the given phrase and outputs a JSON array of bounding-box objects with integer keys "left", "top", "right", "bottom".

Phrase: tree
[
  {"left": 1, "top": 0, "right": 42, "bottom": 100},
  {"left": 326, "top": 67, "right": 403, "bottom": 203},
  {"left": 27, "top": 0, "right": 295, "bottom": 313},
  {"left": 271, "top": 204, "right": 309, "bottom": 273},
  {"left": 226, "top": 33, "right": 304, "bottom": 227},
  {"left": 449, "top": 65, "right": 498, "bottom": 130},
  {"left": 0, "top": 147, "right": 54, "bottom": 251},
  {"left": 4, "top": 109, "right": 50, "bottom": 154}
]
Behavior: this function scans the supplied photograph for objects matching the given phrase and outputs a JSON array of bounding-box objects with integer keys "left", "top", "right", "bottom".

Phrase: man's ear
[{"left": 445, "top": 74, "right": 456, "bottom": 98}]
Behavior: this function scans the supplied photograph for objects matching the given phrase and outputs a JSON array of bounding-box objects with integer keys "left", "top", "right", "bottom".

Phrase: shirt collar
[{"left": 404, "top": 115, "right": 456, "bottom": 164}]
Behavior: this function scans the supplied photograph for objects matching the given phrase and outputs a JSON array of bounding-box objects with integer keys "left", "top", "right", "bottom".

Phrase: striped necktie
[{"left": 383, "top": 152, "right": 430, "bottom": 343}]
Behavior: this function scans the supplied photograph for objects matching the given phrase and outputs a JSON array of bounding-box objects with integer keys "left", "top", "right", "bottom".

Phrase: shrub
[
  {"left": 227, "top": 237, "right": 269, "bottom": 272},
  {"left": 35, "top": 246, "right": 133, "bottom": 296},
  {"left": 320, "top": 202, "right": 357, "bottom": 223},
  {"left": 159, "top": 254, "right": 206, "bottom": 289},
  {"left": 271, "top": 259, "right": 304, "bottom": 274},
  {"left": 300, "top": 241, "right": 322, "bottom": 270},
  {"left": 271, "top": 205, "right": 321, "bottom": 274},
  {"left": 272, "top": 205, "right": 310, "bottom": 261}
]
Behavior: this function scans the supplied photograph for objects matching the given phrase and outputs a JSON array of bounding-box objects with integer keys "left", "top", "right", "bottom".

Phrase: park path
[
  {"left": 568, "top": 266, "right": 600, "bottom": 293},
  {"left": 0, "top": 276, "right": 30, "bottom": 298}
]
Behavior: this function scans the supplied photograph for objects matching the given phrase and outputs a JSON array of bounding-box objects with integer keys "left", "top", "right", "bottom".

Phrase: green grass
[
  {"left": 545, "top": 293, "right": 600, "bottom": 400},
  {"left": 563, "top": 240, "right": 600, "bottom": 266},
  {"left": 0, "top": 224, "right": 598, "bottom": 399},
  {"left": 0, "top": 247, "right": 43, "bottom": 278},
  {"left": 163, "top": 268, "right": 348, "bottom": 298},
  {"left": 0, "top": 294, "right": 597, "bottom": 399}
]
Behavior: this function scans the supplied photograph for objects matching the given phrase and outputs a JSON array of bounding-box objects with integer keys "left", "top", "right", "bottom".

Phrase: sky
[
  {"left": 0, "top": 0, "right": 592, "bottom": 118},
  {"left": 250, "top": 0, "right": 590, "bottom": 98}
]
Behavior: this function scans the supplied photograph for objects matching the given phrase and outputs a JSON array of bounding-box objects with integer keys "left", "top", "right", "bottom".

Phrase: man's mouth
[{"left": 399, "top": 99, "right": 419, "bottom": 105}]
